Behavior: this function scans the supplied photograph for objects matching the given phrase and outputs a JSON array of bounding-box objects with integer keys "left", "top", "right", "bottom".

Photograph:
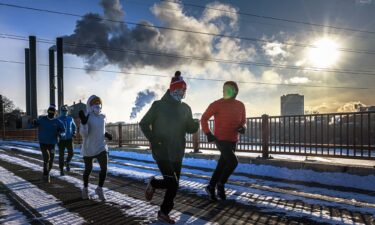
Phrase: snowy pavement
[
  {"left": 0, "top": 165, "right": 86, "bottom": 225},
  {"left": 0, "top": 141, "right": 374, "bottom": 224},
  {"left": 0, "top": 192, "right": 30, "bottom": 225}
]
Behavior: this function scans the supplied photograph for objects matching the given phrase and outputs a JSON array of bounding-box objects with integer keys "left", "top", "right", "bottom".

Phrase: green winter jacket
[{"left": 139, "top": 91, "right": 199, "bottom": 163}]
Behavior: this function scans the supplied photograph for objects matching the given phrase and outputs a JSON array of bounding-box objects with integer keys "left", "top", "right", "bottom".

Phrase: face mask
[
  {"left": 91, "top": 104, "right": 102, "bottom": 115},
  {"left": 170, "top": 89, "right": 186, "bottom": 102},
  {"left": 61, "top": 111, "right": 68, "bottom": 117},
  {"left": 223, "top": 85, "right": 236, "bottom": 99},
  {"left": 47, "top": 113, "right": 55, "bottom": 119}
]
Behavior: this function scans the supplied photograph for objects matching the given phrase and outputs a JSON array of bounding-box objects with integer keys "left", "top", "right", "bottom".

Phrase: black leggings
[
  {"left": 83, "top": 151, "right": 108, "bottom": 188},
  {"left": 209, "top": 141, "right": 238, "bottom": 187},
  {"left": 40, "top": 143, "right": 55, "bottom": 176},
  {"left": 58, "top": 139, "right": 74, "bottom": 171},
  {"left": 151, "top": 160, "right": 182, "bottom": 215}
]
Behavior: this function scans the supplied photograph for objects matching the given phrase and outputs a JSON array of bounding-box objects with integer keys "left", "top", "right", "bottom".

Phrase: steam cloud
[
  {"left": 62, "top": 0, "right": 239, "bottom": 71},
  {"left": 130, "top": 90, "right": 156, "bottom": 119}
]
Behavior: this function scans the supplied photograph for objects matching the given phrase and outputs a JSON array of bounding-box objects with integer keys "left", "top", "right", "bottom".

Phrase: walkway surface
[{"left": 0, "top": 143, "right": 374, "bottom": 224}]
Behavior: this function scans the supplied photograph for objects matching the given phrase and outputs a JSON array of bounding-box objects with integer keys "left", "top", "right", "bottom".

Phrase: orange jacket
[{"left": 201, "top": 98, "right": 246, "bottom": 142}]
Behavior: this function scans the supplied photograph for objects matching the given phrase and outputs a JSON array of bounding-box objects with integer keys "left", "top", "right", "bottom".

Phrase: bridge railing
[{"left": 2, "top": 111, "right": 374, "bottom": 160}]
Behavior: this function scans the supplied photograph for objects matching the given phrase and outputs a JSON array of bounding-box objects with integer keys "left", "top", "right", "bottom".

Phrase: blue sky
[{"left": 0, "top": 0, "right": 374, "bottom": 122}]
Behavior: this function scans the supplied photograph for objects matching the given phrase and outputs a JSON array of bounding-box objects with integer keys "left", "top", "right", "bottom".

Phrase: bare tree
[{"left": 1, "top": 95, "right": 15, "bottom": 113}]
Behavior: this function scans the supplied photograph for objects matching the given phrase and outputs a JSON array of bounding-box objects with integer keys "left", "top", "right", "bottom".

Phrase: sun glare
[{"left": 307, "top": 38, "right": 341, "bottom": 68}]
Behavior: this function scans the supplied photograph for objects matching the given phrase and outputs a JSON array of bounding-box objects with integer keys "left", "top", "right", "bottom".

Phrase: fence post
[
  {"left": 118, "top": 123, "right": 122, "bottom": 148},
  {"left": 193, "top": 131, "right": 200, "bottom": 153},
  {"left": 0, "top": 95, "right": 5, "bottom": 140},
  {"left": 262, "top": 114, "right": 270, "bottom": 159}
]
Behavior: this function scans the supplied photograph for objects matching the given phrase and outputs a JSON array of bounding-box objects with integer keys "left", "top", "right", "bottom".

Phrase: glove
[
  {"left": 206, "top": 132, "right": 217, "bottom": 143},
  {"left": 237, "top": 125, "right": 246, "bottom": 134},
  {"left": 79, "top": 110, "right": 89, "bottom": 125},
  {"left": 59, "top": 132, "right": 66, "bottom": 139},
  {"left": 105, "top": 132, "right": 113, "bottom": 141}
]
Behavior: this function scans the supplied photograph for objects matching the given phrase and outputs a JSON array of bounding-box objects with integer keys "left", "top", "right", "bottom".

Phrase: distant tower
[{"left": 281, "top": 94, "right": 304, "bottom": 116}]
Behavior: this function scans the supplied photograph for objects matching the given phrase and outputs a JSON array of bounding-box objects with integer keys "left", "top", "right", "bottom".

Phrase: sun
[{"left": 307, "top": 38, "right": 341, "bottom": 68}]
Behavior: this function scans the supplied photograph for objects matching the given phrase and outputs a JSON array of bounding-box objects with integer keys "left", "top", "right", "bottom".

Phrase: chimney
[
  {"left": 25, "top": 48, "right": 31, "bottom": 116},
  {"left": 29, "top": 36, "right": 37, "bottom": 119},
  {"left": 57, "top": 37, "right": 64, "bottom": 110},
  {"left": 49, "top": 48, "right": 56, "bottom": 106}
]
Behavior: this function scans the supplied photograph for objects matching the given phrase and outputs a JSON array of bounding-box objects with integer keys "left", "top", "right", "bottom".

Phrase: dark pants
[
  {"left": 58, "top": 139, "right": 74, "bottom": 171},
  {"left": 40, "top": 143, "right": 55, "bottom": 176},
  {"left": 83, "top": 151, "right": 108, "bottom": 188},
  {"left": 151, "top": 160, "right": 182, "bottom": 215},
  {"left": 209, "top": 141, "right": 238, "bottom": 187}
]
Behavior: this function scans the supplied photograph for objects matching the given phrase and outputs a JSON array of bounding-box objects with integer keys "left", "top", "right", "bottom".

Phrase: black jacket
[{"left": 139, "top": 91, "right": 199, "bottom": 163}]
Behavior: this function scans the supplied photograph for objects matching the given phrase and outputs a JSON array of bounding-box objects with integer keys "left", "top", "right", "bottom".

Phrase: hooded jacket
[
  {"left": 58, "top": 115, "right": 76, "bottom": 140},
  {"left": 139, "top": 91, "right": 199, "bottom": 163},
  {"left": 79, "top": 95, "right": 108, "bottom": 157},
  {"left": 35, "top": 116, "right": 65, "bottom": 145}
]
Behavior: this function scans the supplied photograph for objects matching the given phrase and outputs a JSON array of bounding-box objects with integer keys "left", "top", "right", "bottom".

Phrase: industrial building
[{"left": 280, "top": 94, "right": 304, "bottom": 116}]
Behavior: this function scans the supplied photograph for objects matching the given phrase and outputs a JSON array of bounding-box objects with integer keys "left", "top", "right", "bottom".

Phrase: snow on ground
[
  {"left": 6, "top": 143, "right": 375, "bottom": 202},
  {"left": 3, "top": 140, "right": 375, "bottom": 167},
  {"left": 1, "top": 145, "right": 374, "bottom": 225},
  {"left": 0, "top": 193, "right": 30, "bottom": 225},
  {"left": 109, "top": 150, "right": 375, "bottom": 192},
  {"left": 0, "top": 166, "right": 86, "bottom": 225},
  {"left": 0, "top": 151, "right": 214, "bottom": 225}
]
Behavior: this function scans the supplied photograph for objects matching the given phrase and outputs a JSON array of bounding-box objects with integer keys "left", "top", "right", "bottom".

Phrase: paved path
[{"left": 0, "top": 145, "right": 374, "bottom": 225}]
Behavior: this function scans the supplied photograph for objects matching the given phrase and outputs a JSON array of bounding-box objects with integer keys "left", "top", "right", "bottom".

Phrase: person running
[
  {"left": 33, "top": 104, "right": 65, "bottom": 183},
  {"left": 57, "top": 105, "right": 77, "bottom": 176},
  {"left": 140, "top": 71, "right": 199, "bottom": 224},
  {"left": 79, "top": 95, "right": 112, "bottom": 201},
  {"left": 201, "top": 81, "right": 246, "bottom": 201}
]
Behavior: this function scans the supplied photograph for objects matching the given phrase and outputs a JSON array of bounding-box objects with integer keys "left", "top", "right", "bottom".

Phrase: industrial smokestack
[
  {"left": 49, "top": 48, "right": 56, "bottom": 106},
  {"left": 57, "top": 37, "right": 64, "bottom": 110},
  {"left": 24, "top": 48, "right": 31, "bottom": 116},
  {"left": 29, "top": 36, "right": 37, "bottom": 119}
]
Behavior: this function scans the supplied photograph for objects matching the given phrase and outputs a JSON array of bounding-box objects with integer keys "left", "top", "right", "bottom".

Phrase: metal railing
[
  {"left": 2, "top": 111, "right": 374, "bottom": 160},
  {"left": 268, "top": 112, "right": 375, "bottom": 159}
]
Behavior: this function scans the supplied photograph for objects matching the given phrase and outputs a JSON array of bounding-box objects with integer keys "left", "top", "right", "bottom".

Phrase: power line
[
  {"left": 125, "top": 0, "right": 374, "bottom": 40},
  {"left": 0, "top": 2, "right": 375, "bottom": 55},
  {"left": 160, "top": 0, "right": 375, "bottom": 35},
  {"left": 0, "top": 59, "right": 371, "bottom": 90},
  {"left": 2, "top": 33, "right": 375, "bottom": 77}
]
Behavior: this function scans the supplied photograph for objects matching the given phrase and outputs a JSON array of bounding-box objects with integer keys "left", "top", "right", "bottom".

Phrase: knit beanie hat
[
  {"left": 170, "top": 71, "right": 187, "bottom": 92},
  {"left": 47, "top": 104, "right": 56, "bottom": 113},
  {"left": 89, "top": 95, "right": 102, "bottom": 106}
]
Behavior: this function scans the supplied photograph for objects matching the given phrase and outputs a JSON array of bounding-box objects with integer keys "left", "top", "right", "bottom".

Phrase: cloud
[
  {"left": 355, "top": 0, "right": 372, "bottom": 4},
  {"left": 261, "top": 70, "right": 282, "bottom": 83},
  {"left": 337, "top": 101, "right": 366, "bottom": 112},
  {"left": 263, "top": 42, "right": 287, "bottom": 58},
  {"left": 260, "top": 32, "right": 295, "bottom": 64},
  {"left": 285, "top": 76, "right": 311, "bottom": 84},
  {"left": 62, "top": 0, "right": 250, "bottom": 73}
]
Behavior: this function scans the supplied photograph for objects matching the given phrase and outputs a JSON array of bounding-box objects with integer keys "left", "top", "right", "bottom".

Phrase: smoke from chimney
[
  {"left": 130, "top": 90, "right": 156, "bottom": 119},
  {"left": 62, "top": 0, "right": 184, "bottom": 72}
]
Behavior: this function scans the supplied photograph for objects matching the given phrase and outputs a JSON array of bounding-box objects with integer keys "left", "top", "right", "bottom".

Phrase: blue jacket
[
  {"left": 35, "top": 116, "right": 65, "bottom": 145},
  {"left": 58, "top": 115, "right": 76, "bottom": 140}
]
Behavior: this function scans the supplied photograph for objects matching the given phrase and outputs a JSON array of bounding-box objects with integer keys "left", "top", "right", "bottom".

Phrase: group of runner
[{"left": 34, "top": 71, "right": 246, "bottom": 224}]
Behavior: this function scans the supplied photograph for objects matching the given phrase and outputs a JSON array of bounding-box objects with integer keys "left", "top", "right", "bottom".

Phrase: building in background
[
  {"left": 281, "top": 94, "right": 304, "bottom": 116},
  {"left": 69, "top": 100, "right": 86, "bottom": 120},
  {"left": 358, "top": 106, "right": 375, "bottom": 112}
]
